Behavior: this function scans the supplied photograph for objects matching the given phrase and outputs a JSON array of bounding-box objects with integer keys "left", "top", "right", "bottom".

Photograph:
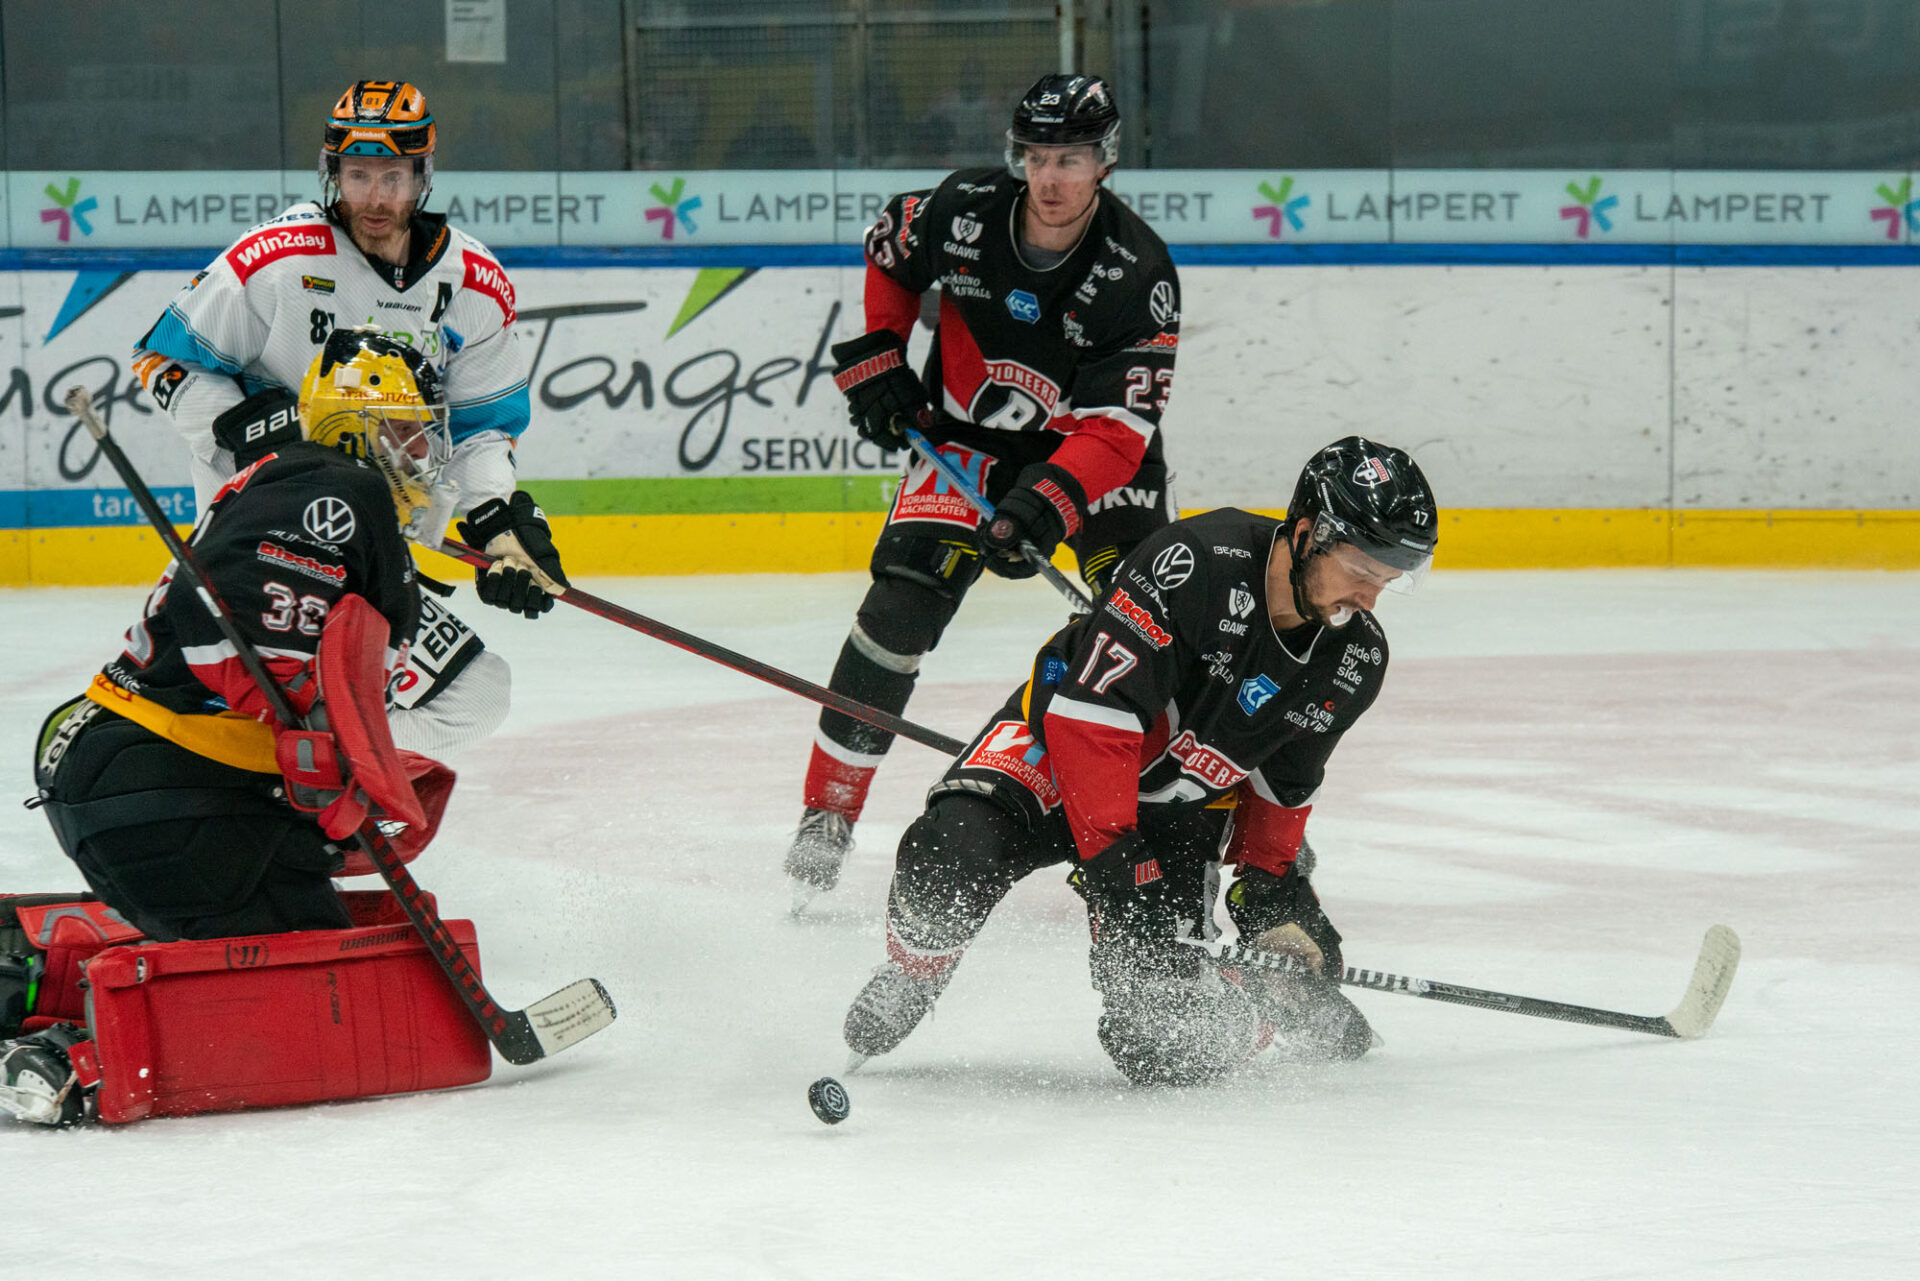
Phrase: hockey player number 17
[{"left": 1077, "top": 632, "right": 1138, "bottom": 694}]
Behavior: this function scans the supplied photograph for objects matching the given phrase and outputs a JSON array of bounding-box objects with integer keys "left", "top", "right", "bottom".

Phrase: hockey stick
[
  {"left": 433, "top": 538, "right": 969, "bottom": 757},
  {"left": 1187, "top": 925, "right": 1742, "bottom": 1040},
  {"left": 899, "top": 422, "right": 1094, "bottom": 615},
  {"left": 64, "top": 386, "right": 614, "bottom": 1067}
]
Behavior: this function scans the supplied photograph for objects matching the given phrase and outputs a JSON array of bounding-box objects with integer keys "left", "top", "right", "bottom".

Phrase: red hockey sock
[{"left": 802, "top": 742, "right": 879, "bottom": 821}]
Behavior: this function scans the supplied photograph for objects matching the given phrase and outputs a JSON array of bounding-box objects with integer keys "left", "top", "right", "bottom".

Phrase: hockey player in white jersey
[{"left": 131, "top": 80, "right": 567, "bottom": 758}]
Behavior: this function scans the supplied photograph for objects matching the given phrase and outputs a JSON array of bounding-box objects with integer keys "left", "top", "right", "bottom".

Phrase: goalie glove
[
  {"left": 829, "top": 330, "right": 925, "bottom": 452},
  {"left": 458, "top": 491, "right": 570, "bottom": 619},
  {"left": 981, "top": 463, "right": 1085, "bottom": 579}
]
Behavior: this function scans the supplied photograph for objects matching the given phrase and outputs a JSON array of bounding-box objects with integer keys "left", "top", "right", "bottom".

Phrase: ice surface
[{"left": 3, "top": 569, "right": 1917, "bottom": 1279}]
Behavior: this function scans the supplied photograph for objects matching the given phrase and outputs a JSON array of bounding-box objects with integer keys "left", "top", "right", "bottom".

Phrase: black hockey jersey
[
  {"left": 863, "top": 167, "right": 1180, "bottom": 503},
  {"left": 101, "top": 443, "right": 419, "bottom": 724},
  {"left": 1027, "top": 508, "right": 1389, "bottom": 874}
]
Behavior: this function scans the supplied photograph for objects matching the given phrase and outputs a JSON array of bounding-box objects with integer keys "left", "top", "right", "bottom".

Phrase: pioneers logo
[
  {"left": 1870, "top": 177, "right": 1920, "bottom": 240},
  {"left": 1560, "top": 175, "right": 1618, "bottom": 239},
  {"left": 645, "top": 177, "right": 702, "bottom": 240},
  {"left": 41, "top": 178, "right": 98, "bottom": 242},
  {"left": 1253, "top": 176, "right": 1309, "bottom": 239}
]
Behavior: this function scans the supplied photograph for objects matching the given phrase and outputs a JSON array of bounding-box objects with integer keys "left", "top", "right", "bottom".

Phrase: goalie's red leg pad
[
  {"left": 10, "top": 898, "right": 143, "bottom": 1025},
  {"left": 83, "top": 918, "right": 492, "bottom": 1124},
  {"left": 803, "top": 744, "right": 878, "bottom": 821}
]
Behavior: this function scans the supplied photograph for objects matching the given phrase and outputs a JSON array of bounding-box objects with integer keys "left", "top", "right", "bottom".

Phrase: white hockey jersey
[{"left": 133, "top": 201, "right": 530, "bottom": 514}]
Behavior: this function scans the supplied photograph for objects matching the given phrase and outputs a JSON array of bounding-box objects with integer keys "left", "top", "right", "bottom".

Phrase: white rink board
[{"left": 2, "top": 264, "right": 1918, "bottom": 513}]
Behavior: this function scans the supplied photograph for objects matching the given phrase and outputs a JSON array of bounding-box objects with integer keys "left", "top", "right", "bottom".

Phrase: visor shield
[{"left": 1311, "top": 511, "right": 1431, "bottom": 594}]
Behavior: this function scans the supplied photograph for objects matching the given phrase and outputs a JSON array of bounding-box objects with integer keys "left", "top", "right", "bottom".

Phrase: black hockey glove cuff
[
  {"left": 1226, "top": 864, "right": 1344, "bottom": 974},
  {"left": 1080, "top": 830, "right": 1169, "bottom": 906},
  {"left": 210, "top": 387, "right": 301, "bottom": 463},
  {"left": 981, "top": 463, "right": 1085, "bottom": 579},
  {"left": 829, "top": 330, "right": 925, "bottom": 452},
  {"left": 458, "top": 491, "right": 569, "bottom": 620}
]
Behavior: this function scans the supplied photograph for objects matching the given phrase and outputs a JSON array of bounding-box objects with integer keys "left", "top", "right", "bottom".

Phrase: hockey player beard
[{"left": 335, "top": 158, "right": 421, "bottom": 263}]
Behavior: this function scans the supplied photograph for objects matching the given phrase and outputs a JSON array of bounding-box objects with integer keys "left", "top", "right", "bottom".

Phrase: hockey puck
[{"left": 807, "top": 1076, "right": 851, "bottom": 1125}]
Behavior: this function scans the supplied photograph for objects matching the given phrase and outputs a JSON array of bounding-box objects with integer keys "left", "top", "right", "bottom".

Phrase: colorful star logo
[
  {"left": 1253, "top": 177, "right": 1309, "bottom": 238},
  {"left": 41, "top": 178, "right": 98, "bottom": 242},
  {"left": 1869, "top": 178, "right": 1920, "bottom": 240},
  {"left": 1559, "top": 175, "right": 1617, "bottom": 239},
  {"left": 645, "top": 178, "right": 702, "bottom": 240}
]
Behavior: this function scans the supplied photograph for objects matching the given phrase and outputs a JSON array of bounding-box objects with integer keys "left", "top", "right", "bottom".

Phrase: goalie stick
[
  {"left": 433, "top": 538, "right": 969, "bottom": 757},
  {"left": 1186, "top": 925, "right": 1742, "bottom": 1040},
  {"left": 64, "top": 386, "right": 615, "bottom": 1067},
  {"left": 899, "top": 421, "right": 1095, "bottom": 615}
]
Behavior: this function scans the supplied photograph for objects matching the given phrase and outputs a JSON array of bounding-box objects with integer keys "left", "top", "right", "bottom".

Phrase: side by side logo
[
  {"left": 41, "top": 178, "right": 98, "bottom": 242},
  {"left": 1253, "top": 176, "right": 1309, "bottom": 238},
  {"left": 646, "top": 177, "right": 702, "bottom": 239},
  {"left": 1870, "top": 178, "right": 1920, "bottom": 240},
  {"left": 1560, "top": 176, "right": 1617, "bottom": 238}
]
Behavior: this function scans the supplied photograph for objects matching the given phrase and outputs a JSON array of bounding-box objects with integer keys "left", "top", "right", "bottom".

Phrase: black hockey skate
[
  {"left": 786, "top": 808, "right": 855, "bottom": 911},
  {"left": 843, "top": 962, "right": 954, "bottom": 1064},
  {"left": 0, "top": 1023, "right": 90, "bottom": 1127},
  {"left": 1252, "top": 972, "right": 1378, "bottom": 1063}
]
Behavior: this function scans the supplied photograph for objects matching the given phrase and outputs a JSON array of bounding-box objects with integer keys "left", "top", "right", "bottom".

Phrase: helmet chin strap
[{"left": 1288, "top": 524, "right": 1322, "bottom": 626}]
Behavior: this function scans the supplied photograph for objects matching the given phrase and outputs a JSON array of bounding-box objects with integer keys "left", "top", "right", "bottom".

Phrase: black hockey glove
[
  {"left": 1226, "top": 863, "right": 1344, "bottom": 975},
  {"left": 981, "top": 463, "right": 1085, "bottom": 580},
  {"left": 458, "top": 491, "right": 570, "bottom": 619},
  {"left": 210, "top": 387, "right": 301, "bottom": 463},
  {"left": 1079, "top": 832, "right": 1202, "bottom": 991},
  {"left": 829, "top": 330, "right": 925, "bottom": 452}
]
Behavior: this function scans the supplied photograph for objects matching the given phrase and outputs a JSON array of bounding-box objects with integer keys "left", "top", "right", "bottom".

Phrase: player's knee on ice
[{"left": 1096, "top": 969, "right": 1261, "bottom": 1086}]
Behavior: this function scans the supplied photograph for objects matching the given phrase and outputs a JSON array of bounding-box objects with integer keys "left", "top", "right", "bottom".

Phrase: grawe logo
[
  {"left": 41, "top": 178, "right": 98, "bottom": 242},
  {"left": 645, "top": 178, "right": 702, "bottom": 239},
  {"left": 1253, "top": 176, "right": 1309, "bottom": 238},
  {"left": 1870, "top": 178, "right": 1920, "bottom": 240},
  {"left": 1560, "top": 175, "right": 1617, "bottom": 238}
]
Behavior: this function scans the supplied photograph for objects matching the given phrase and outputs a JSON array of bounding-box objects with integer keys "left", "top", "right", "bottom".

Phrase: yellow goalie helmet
[{"left": 298, "top": 328, "right": 453, "bottom": 543}]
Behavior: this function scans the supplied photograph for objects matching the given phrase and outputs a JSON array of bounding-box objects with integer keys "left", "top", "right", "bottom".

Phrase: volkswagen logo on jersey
[
  {"left": 1149, "top": 280, "right": 1178, "bottom": 325},
  {"left": 1238, "top": 674, "right": 1280, "bottom": 715},
  {"left": 1005, "top": 290, "right": 1041, "bottom": 323},
  {"left": 951, "top": 214, "right": 982, "bottom": 243},
  {"left": 303, "top": 496, "right": 357, "bottom": 544},
  {"left": 1150, "top": 542, "right": 1195, "bottom": 589}
]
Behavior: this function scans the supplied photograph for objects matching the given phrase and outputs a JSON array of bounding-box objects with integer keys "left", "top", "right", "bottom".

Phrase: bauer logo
[
  {"left": 1005, "top": 289, "right": 1041, "bottom": 323},
  {"left": 226, "top": 224, "right": 337, "bottom": 282}
]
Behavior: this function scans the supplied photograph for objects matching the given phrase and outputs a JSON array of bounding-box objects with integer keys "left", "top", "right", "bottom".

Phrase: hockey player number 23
[
  {"left": 1077, "top": 632, "right": 1137, "bottom": 694},
  {"left": 1124, "top": 367, "right": 1173, "bottom": 413}
]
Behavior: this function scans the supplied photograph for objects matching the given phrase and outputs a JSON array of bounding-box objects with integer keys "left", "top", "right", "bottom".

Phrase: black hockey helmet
[
  {"left": 1008, "top": 73, "right": 1121, "bottom": 169},
  {"left": 1287, "top": 436, "right": 1438, "bottom": 574}
]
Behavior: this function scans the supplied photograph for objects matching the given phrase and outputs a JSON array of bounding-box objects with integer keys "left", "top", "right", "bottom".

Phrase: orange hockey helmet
[{"left": 320, "top": 80, "right": 436, "bottom": 209}]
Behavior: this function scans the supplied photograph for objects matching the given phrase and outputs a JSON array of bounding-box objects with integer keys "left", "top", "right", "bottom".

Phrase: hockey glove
[
  {"left": 981, "top": 463, "right": 1085, "bottom": 580},
  {"left": 210, "top": 387, "right": 301, "bottom": 463},
  {"left": 1226, "top": 864, "right": 1344, "bottom": 975},
  {"left": 829, "top": 330, "right": 925, "bottom": 452},
  {"left": 458, "top": 491, "right": 570, "bottom": 619}
]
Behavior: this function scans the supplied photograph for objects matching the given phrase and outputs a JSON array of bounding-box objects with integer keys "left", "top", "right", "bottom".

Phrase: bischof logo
[
  {"left": 1253, "top": 176, "right": 1308, "bottom": 239},
  {"left": 1560, "top": 175, "right": 1617, "bottom": 239},
  {"left": 41, "top": 178, "right": 98, "bottom": 242},
  {"left": 645, "top": 177, "right": 702, "bottom": 240},
  {"left": 1005, "top": 289, "right": 1041, "bottom": 323},
  {"left": 1352, "top": 456, "right": 1392, "bottom": 487},
  {"left": 1148, "top": 280, "right": 1178, "bottom": 326},
  {"left": 303, "top": 496, "right": 357, "bottom": 543},
  {"left": 1870, "top": 177, "right": 1920, "bottom": 240},
  {"left": 1150, "top": 542, "right": 1194, "bottom": 589},
  {"left": 951, "top": 213, "right": 982, "bottom": 243}
]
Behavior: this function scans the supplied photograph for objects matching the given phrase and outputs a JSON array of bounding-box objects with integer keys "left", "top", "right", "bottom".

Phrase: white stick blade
[
  {"left": 1664, "top": 925, "right": 1742, "bottom": 1039},
  {"left": 528, "top": 978, "right": 618, "bottom": 1056}
]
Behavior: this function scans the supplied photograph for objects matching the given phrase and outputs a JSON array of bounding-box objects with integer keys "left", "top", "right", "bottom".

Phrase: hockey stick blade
[
  {"left": 1660, "top": 924, "right": 1742, "bottom": 1039},
  {"left": 496, "top": 979, "right": 619, "bottom": 1065}
]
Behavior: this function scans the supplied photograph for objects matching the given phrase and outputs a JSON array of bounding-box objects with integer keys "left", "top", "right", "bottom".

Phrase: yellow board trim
[{"left": 7, "top": 508, "right": 1919, "bottom": 587}]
